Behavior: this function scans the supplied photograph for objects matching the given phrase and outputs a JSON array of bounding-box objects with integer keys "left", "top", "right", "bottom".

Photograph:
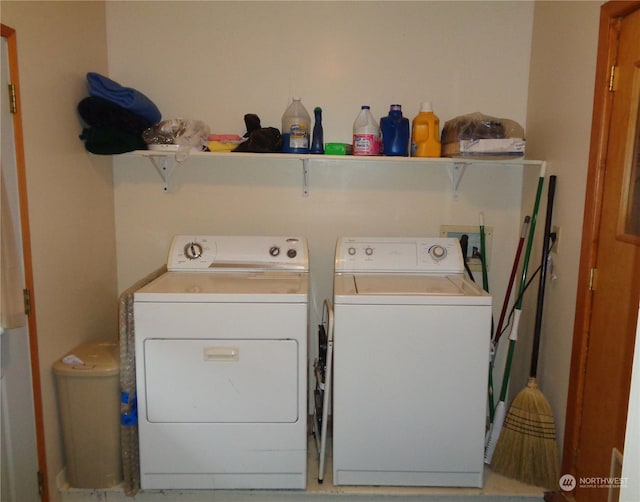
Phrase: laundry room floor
[{"left": 58, "top": 427, "right": 548, "bottom": 502}]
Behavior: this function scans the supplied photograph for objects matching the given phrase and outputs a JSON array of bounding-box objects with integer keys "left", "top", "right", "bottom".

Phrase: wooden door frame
[
  {"left": 1, "top": 23, "right": 49, "bottom": 501},
  {"left": 562, "top": 0, "right": 640, "bottom": 479}
]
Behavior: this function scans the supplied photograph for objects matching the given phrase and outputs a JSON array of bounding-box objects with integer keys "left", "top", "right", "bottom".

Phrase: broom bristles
[{"left": 490, "top": 377, "right": 560, "bottom": 490}]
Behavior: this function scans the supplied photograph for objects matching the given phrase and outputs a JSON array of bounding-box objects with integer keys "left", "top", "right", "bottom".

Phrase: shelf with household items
[{"left": 128, "top": 149, "right": 544, "bottom": 196}]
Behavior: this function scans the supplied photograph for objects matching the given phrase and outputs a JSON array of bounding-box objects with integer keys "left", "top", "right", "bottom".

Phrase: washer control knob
[
  {"left": 365, "top": 247, "right": 374, "bottom": 256},
  {"left": 269, "top": 246, "right": 281, "bottom": 257},
  {"left": 348, "top": 247, "right": 357, "bottom": 256},
  {"left": 184, "top": 242, "right": 204, "bottom": 260},
  {"left": 429, "top": 245, "right": 447, "bottom": 260},
  {"left": 287, "top": 248, "right": 297, "bottom": 259}
]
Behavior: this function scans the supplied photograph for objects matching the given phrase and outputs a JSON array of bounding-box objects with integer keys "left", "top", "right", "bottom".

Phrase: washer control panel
[
  {"left": 335, "top": 237, "right": 464, "bottom": 273},
  {"left": 167, "top": 235, "right": 308, "bottom": 271}
]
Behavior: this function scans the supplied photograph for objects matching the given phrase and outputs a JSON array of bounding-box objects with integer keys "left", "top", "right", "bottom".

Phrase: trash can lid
[{"left": 53, "top": 340, "right": 119, "bottom": 377}]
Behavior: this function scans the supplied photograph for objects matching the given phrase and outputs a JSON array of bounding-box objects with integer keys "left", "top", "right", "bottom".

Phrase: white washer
[
  {"left": 332, "top": 237, "right": 492, "bottom": 488},
  {"left": 133, "top": 235, "right": 308, "bottom": 490}
]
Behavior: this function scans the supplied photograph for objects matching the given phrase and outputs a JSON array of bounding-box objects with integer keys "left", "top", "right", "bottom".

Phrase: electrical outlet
[
  {"left": 551, "top": 225, "right": 561, "bottom": 254},
  {"left": 440, "top": 224, "right": 492, "bottom": 271}
]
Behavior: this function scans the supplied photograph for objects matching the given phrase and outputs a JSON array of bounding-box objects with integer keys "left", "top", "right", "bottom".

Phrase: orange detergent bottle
[{"left": 411, "top": 102, "right": 441, "bottom": 157}]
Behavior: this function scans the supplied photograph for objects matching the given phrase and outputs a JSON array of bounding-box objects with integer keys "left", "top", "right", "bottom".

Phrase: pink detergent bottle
[{"left": 352, "top": 105, "right": 380, "bottom": 156}]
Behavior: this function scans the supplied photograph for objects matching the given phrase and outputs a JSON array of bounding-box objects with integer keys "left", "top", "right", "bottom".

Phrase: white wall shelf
[{"left": 129, "top": 150, "right": 543, "bottom": 196}]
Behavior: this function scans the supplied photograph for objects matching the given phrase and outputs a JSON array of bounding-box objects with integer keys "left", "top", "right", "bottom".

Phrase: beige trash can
[{"left": 53, "top": 340, "right": 122, "bottom": 488}]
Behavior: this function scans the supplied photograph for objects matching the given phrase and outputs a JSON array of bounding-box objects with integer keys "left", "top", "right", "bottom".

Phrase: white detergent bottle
[
  {"left": 282, "top": 97, "right": 311, "bottom": 154},
  {"left": 352, "top": 105, "right": 380, "bottom": 156}
]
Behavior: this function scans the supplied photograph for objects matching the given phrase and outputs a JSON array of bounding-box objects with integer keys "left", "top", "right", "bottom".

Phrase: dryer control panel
[
  {"left": 335, "top": 237, "right": 464, "bottom": 274},
  {"left": 167, "top": 235, "right": 308, "bottom": 271}
]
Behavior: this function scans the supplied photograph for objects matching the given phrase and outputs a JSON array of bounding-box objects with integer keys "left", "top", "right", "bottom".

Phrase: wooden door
[
  {"left": 564, "top": 2, "right": 640, "bottom": 501},
  {"left": 0, "top": 24, "right": 48, "bottom": 501}
]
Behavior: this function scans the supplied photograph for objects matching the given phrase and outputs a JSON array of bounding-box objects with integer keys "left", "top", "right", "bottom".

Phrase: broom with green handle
[
  {"left": 490, "top": 175, "right": 560, "bottom": 489},
  {"left": 484, "top": 161, "right": 546, "bottom": 464},
  {"left": 487, "top": 215, "right": 530, "bottom": 423}
]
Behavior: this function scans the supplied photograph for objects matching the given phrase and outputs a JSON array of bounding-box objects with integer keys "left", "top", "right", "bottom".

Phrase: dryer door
[{"left": 143, "top": 338, "right": 299, "bottom": 423}]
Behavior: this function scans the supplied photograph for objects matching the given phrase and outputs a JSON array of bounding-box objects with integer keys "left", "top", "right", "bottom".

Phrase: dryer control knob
[
  {"left": 184, "top": 242, "right": 204, "bottom": 260},
  {"left": 269, "top": 246, "right": 281, "bottom": 257},
  {"left": 365, "top": 247, "right": 374, "bottom": 256},
  {"left": 429, "top": 245, "right": 447, "bottom": 260},
  {"left": 348, "top": 247, "right": 356, "bottom": 256},
  {"left": 287, "top": 248, "right": 297, "bottom": 259}
]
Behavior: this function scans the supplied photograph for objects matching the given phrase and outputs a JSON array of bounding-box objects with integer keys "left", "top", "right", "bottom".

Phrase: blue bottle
[
  {"left": 380, "top": 104, "right": 410, "bottom": 156},
  {"left": 310, "top": 107, "right": 324, "bottom": 154}
]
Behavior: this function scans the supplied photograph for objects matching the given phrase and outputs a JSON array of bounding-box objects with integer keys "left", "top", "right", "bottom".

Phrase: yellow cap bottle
[{"left": 411, "top": 102, "right": 441, "bottom": 157}]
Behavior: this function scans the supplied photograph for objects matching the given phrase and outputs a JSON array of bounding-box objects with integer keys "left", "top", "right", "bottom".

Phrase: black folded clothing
[
  {"left": 78, "top": 96, "right": 153, "bottom": 134},
  {"left": 79, "top": 126, "right": 148, "bottom": 155}
]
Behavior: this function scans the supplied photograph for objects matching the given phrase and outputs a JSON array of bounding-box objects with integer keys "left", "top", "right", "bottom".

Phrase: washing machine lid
[
  {"left": 134, "top": 271, "right": 309, "bottom": 303},
  {"left": 334, "top": 273, "right": 491, "bottom": 306}
]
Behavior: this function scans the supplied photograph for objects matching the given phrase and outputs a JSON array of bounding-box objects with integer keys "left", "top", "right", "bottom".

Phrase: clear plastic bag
[
  {"left": 441, "top": 112, "right": 523, "bottom": 143},
  {"left": 441, "top": 112, "right": 525, "bottom": 158},
  {"left": 142, "top": 119, "right": 210, "bottom": 161}
]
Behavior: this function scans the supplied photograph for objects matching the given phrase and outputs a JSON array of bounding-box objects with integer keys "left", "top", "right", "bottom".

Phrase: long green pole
[
  {"left": 484, "top": 161, "right": 546, "bottom": 464},
  {"left": 487, "top": 215, "right": 530, "bottom": 423}
]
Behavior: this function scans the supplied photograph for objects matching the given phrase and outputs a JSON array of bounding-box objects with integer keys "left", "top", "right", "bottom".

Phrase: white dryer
[
  {"left": 332, "top": 237, "right": 491, "bottom": 488},
  {"left": 133, "top": 235, "right": 308, "bottom": 490}
]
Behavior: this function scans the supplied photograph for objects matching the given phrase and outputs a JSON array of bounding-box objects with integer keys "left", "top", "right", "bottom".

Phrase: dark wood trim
[
  {"left": 562, "top": 0, "right": 640, "bottom": 481},
  {"left": 1, "top": 22, "right": 49, "bottom": 502},
  {"left": 544, "top": 490, "right": 574, "bottom": 502}
]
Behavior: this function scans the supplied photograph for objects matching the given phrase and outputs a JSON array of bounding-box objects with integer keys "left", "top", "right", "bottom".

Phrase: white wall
[
  {"left": 1, "top": 3, "right": 115, "bottom": 501},
  {"left": 621, "top": 302, "right": 640, "bottom": 502},
  {"left": 522, "top": 0, "right": 601, "bottom": 455},
  {"left": 105, "top": 1, "right": 534, "bottom": 144}
]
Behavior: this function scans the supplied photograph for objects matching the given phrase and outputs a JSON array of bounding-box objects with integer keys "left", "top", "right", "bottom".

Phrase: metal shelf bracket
[
  {"left": 148, "top": 156, "right": 176, "bottom": 192},
  {"left": 302, "top": 158, "right": 310, "bottom": 197},
  {"left": 448, "top": 161, "right": 469, "bottom": 198}
]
